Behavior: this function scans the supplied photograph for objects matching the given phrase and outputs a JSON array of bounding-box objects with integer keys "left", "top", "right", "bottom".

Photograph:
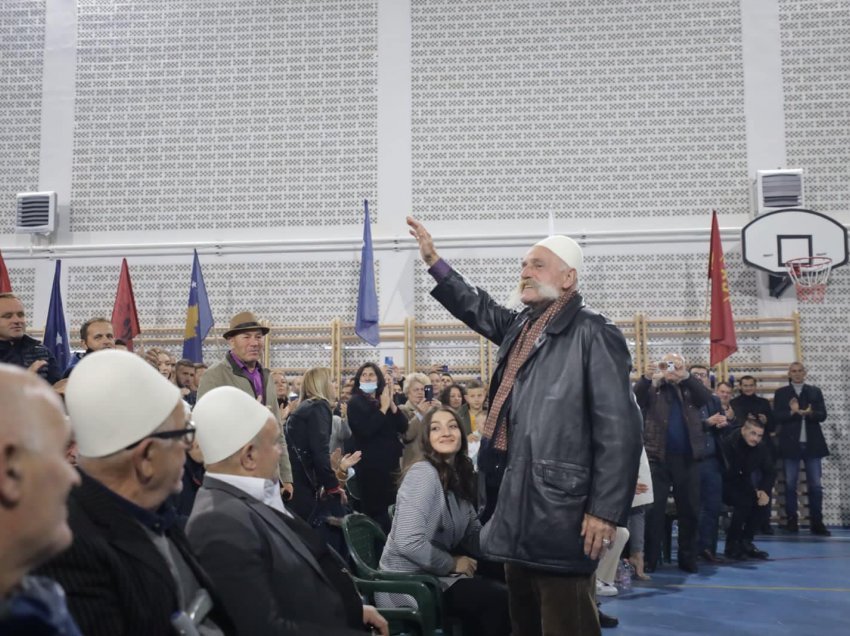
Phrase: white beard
[{"left": 506, "top": 280, "right": 562, "bottom": 307}]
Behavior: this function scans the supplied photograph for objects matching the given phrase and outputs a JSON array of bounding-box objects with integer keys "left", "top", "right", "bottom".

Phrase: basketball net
[{"left": 785, "top": 257, "right": 832, "bottom": 303}]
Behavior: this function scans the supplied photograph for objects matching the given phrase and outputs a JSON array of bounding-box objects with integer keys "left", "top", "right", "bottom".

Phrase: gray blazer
[
  {"left": 186, "top": 476, "right": 359, "bottom": 636},
  {"left": 379, "top": 461, "right": 480, "bottom": 604}
]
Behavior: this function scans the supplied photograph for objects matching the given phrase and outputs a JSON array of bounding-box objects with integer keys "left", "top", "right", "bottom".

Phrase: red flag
[
  {"left": 0, "top": 249, "right": 12, "bottom": 293},
  {"left": 708, "top": 211, "right": 737, "bottom": 366},
  {"left": 111, "top": 258, "right": 141, "bottom": 351}
]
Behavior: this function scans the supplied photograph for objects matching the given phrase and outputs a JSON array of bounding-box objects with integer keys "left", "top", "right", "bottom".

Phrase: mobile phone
[
  {"left": 442, "top": 364, "right": 449, "bottom": 373},
  {"left": 385, "top": 356, "right": 394, "bottom": 367},
  {"left": 424, "top": 385, "right": 433, "bottom": 401}
]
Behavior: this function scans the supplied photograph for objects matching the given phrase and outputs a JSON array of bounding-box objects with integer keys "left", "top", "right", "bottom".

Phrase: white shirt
[{"left": 205, "top": 472, "right": 291, "bottom": 517}]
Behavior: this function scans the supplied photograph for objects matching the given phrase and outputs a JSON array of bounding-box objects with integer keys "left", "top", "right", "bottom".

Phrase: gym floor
[{"left": 601, "top": 528, "right": 850, "bottom": 635}]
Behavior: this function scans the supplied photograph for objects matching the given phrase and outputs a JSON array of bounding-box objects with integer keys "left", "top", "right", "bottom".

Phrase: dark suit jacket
[
  {"left": 36, "top": 470, "right": 235, "bottom": 636},
  {"left": 186, "top": 476, "right": 363, "bottom": 636},
  {"left": 773, "top": 383, "right": 829, "bottom": 459}
]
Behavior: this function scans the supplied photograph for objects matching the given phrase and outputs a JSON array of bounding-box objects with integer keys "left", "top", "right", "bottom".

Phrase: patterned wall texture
[
  {"left": 410, "top": 0, "right": 749, "bottom": 222},
  {"left": 780, "top": 0, "right": 850, "bottom": 216},
  {"left": 71, "top": 0, "right": 378, "bottom": 232},
  {"left": 3, "top": 264, "right": 37, "bottom": 316},
  {"left": 66, "top": 257, "right": 377, "bottom": 370},
  {"left": 798, "top": 265, "right": 850, "bottom": 525},
  {"left": 0, "top": 0, "right": 45, "bottom": 235}
]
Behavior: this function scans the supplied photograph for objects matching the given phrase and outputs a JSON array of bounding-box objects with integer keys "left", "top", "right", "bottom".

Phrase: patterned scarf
[{"left": 481, "top": 289, "right": 577, "bottom": 453}]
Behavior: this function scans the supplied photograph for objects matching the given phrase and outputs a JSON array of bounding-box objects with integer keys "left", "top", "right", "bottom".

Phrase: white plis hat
[
  {"left": 533, "top": 235, "right": 583, "bottom": 279},
  {"left": 192, "top": 386, "right": 274, "bottom": 465},
  {"left": 66, "top": 349, "right": 181, "bottom": 458}
]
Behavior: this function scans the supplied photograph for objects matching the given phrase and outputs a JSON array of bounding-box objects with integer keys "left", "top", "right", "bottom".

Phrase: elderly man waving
[{"left": 407, "top": 217, "right": 642, "bottom": 636}]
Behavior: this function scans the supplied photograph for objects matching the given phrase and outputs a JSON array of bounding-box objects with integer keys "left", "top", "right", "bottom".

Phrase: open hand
[
  {"left": 581, "top": 513, "right": 616, "bottom": 560},
  {"left": 407, "top": 217, "right": 440, "bottom": 266}
]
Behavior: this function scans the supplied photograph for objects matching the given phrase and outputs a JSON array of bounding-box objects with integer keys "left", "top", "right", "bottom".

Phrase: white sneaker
[{"left": 596, "top": 580, "right": 618, "bottom": 597}]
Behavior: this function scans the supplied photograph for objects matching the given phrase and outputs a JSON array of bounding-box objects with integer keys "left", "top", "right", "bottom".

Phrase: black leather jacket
[{"left": 431, "top": 268, "right": 643, "bottom": 574}]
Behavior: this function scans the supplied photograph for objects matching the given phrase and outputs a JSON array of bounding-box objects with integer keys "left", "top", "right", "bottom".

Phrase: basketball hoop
[{"left": 785, "top": 257, "right": 832, "bottom": 303}]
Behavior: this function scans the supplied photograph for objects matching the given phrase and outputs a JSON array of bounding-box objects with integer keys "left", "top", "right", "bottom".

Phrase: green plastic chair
[
  {"left": 342, "top": 513, "right": 451, "bottom": 636},
  {"left": 352, "top": 575, "right": 430, "bottom": 636}
]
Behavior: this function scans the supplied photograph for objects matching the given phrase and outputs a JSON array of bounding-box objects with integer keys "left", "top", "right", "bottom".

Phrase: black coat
[
  {"left": 0, "top": 334, "right": 61, "bottom": 384},
  {"left": 285, "top": 398, "right": 338, "bottom": 521},
  {"left": 186, "top": 477, "right": 363, "bottom": 636},
  {"left": 730, "top": 393, "right": 775, "bottom": 434},
  {"left": 773, "top": 384, "right": 829, "bottom": 459},
  {"left": 36, "top": 470, "right": 235, "bottom": 636},
  {"left": 719, "top": 431, "right": 775, "bottom": 500},
  {"left": 634, "top": 375, "right": 714, "bottom": 463},
  {"left": 431, "top": 269, "right": 643, "bottom": 574}
]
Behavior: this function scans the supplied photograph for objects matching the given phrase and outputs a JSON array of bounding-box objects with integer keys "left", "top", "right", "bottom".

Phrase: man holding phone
[{"left": 634, "top": 353, "right": 714, "bottom": 574}]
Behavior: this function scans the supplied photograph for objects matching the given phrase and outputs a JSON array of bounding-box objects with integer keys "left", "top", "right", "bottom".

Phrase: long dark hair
[
  {"left": 351, "top": 362, "right": 386, "bottom": 400},
  {"left": 415, "top": 406, "right": 476, "bottom": 504},
  {"left": 439, "top": 383, "right": 466, "bottom": 408}
]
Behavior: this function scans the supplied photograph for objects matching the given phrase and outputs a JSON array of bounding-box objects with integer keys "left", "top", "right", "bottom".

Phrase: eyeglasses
[
  {"left": 690, "top": 370, "right": 708, "bottom": 378},
  {"left": 658, "top": 361, "right": 683, "bottom": 371},
  {"left": 125, "top": 423, "right": 196, "bottom": 450}
]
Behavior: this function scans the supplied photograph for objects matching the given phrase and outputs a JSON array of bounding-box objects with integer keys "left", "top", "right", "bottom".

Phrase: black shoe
[
  {"left": 723, "top": 542, "right": 747, "bottom": 560},
  {"left": 811, "top": 523, "right": 832, "bottom": 536},
  {"left": 785, "top": 516, "right": 799, "bottom": 533},
  {"left": 760, "top": 525, "right": 775, "bottom": 536},
  {"left": 743, "top": 543, "right": 769, "bottom": 560},
  {"left": 598, "top": 608, "right": 619, "bottom": 629},
  {"left": 678, "top": 560, "right": 698, "bottom": 574}
]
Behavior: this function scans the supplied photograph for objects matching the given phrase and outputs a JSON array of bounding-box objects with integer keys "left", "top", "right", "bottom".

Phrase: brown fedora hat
[{"left": 223, "top": 311, "right": 270, "bottom": 339}]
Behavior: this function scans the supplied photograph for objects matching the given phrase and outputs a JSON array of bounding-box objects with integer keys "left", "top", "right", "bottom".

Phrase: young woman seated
[{"left": 378, "top": 407, "right": 510, "bottom": 636}]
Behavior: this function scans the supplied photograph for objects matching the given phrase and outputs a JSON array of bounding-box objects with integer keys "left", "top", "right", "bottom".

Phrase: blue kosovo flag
[
  {"left": 44, "top": 260, "right": 70, "bottom": 371},
  {"left": 355, "top": 200, "right": 380, "bottom": 346},
  {"left": 182, "top": 250, "right": 214, "bottom": 362}
]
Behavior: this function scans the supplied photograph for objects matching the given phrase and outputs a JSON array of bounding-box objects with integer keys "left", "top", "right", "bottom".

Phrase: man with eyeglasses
[
  {"left": 37, "top": 350, "right": 235, "bottom": 636},
  {"left": 635, "top": 353, "right": 713, "bottom": 574}
]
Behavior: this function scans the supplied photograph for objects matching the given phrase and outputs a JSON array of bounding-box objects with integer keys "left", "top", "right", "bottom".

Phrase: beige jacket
[{"left": 197, "top": 353, "right": 293, "bottom": 483}]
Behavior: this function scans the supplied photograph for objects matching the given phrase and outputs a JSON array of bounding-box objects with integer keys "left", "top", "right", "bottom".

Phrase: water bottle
[{"left": 618, "top": 559, "right": 632, "bottom": 592}]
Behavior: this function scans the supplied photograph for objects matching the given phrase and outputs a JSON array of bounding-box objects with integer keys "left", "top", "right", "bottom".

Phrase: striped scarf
[{"left": 480, "top": 289, "right": 576, "bottom": 453}]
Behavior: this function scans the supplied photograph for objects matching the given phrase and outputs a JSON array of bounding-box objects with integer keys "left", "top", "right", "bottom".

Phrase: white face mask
[{"left": 360, "top": 381, "right": 378, "bottom": 394}]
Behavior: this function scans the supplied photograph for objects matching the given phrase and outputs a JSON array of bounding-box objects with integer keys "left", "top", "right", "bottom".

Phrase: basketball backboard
[{"left": 741, "top": 208, "right": 848, "bottom": 275}]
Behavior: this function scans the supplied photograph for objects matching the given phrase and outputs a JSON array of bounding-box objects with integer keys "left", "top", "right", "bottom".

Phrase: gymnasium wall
[{"left": 1, "top": 0, "right": 848, "bottom": 523}]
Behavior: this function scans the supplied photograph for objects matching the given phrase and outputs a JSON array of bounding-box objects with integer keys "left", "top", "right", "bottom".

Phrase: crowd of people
[{"left": 0, "top": 217, "right": 833, "bottom": 636}]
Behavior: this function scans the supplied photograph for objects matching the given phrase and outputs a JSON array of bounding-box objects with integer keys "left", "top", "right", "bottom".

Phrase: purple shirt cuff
[{"left": 427, "top": 258, "right": 452, "bottom": 282}]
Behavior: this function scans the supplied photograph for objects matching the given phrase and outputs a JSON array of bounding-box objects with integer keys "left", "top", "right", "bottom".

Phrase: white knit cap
[
  {"left": 66, "top": 349, "right": 182, "bottom": 458},
  {"left": 192, "top": 386, "right": 274, "bottom": 465},
  {"left": 533, "top": 235, "right": 583, "bottom": 279}
]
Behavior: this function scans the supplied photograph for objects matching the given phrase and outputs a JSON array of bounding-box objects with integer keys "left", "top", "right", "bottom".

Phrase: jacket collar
[
  {"left": 72, "top": 470, "right": 181, "bottom": 593},
  {"left": 200, "top": 476, "right": 333, "bottom": 587}
]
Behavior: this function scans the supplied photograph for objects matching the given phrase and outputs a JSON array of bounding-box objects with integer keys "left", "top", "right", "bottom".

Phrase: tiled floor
[{"left": 600, "top": 528, "right": 850, "bottom": 635}]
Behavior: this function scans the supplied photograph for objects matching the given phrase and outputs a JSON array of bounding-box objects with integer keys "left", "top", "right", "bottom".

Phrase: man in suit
[
  {"left": 0, "top": 363, "right": 82, "bottom": 635},
  {"left": 774, "top": 362, "right": 831, "bottom": 536},
  {"left": 197, "top": 311, "right": 294, "bottom": 497},
  {"left": 37, "top": 350, "right": 235, "bottom": 636},
  {"left": 188, "top": 386, "right": 388, "bottom": 636}
]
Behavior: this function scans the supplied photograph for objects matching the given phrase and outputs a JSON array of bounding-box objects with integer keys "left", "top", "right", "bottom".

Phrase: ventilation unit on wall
[
  {"left": 753, "top": 169, "right": 803, "bottom": 216},
  {"left": 15, "top": 191, "right": 57, "bottom": 234}
]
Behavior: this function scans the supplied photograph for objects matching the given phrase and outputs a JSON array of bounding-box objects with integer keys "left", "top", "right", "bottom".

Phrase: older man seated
[
  {"left": 37, "top": 350, "right": 235, "bottom": 636},
  {"left": 0, "top": 364, "right": 81, "bottom": 635},
  {"left": 187, "top": 386, "right": 388, "bottom": 636}
]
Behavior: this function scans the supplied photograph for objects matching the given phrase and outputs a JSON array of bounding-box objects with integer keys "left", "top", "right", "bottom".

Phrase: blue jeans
[
  {"left": 698, "top": 457, "right": 723, "bottom": 554},
  {"left": 784, "top": 450, "right": 823, "bottom": 522}
]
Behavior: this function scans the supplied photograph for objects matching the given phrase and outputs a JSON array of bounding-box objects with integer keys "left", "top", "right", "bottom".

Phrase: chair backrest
[{"left": 342, "top": 513, "right": 387, "bottom": 578}]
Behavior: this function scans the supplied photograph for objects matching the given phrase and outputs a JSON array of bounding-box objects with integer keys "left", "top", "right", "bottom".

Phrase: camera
[{"left": 424, "top": 385, "right": 433, "bottom": 401}]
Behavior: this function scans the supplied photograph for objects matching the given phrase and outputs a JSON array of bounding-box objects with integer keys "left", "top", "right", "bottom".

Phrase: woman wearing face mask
[{"left": 347, "top": 362, "right": 409, "bottom": 532}]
